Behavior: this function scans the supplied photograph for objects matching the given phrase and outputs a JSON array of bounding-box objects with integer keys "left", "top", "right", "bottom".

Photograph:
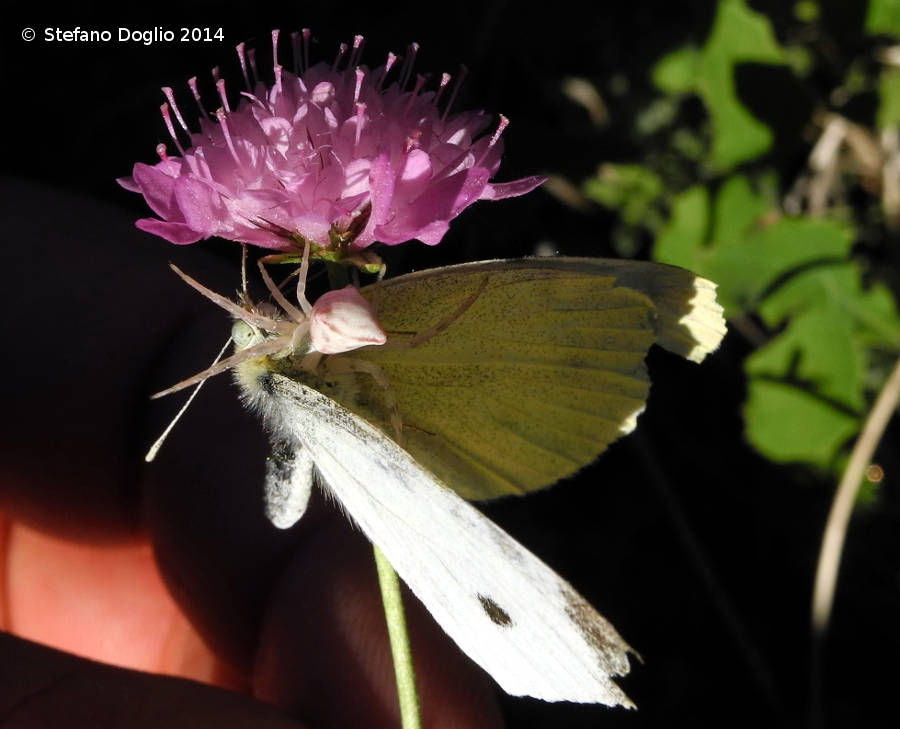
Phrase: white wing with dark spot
[{"left": 247, "top": 368, "right": 636, "bottom": 705}]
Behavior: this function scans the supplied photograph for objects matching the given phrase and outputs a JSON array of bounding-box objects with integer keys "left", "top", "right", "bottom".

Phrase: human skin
[{"left": 0, "top": 177, "right": 503, "bottom": 729}]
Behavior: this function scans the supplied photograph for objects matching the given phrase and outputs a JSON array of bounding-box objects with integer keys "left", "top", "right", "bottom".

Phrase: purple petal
[
  {"left": 480, "top": 175, "right": 547, "bottom": 200},
  {"left": 131, "top": 163, "right": 180, "bottom": 219},
  {"left": 116, "top": 175, "right": 140, "bottom": 193},
  {"left": 173, "top": 176, "right": 227, "bottom": 236},
  {"left": 135, "top": 218, "right": 204, "bottom": 244}
]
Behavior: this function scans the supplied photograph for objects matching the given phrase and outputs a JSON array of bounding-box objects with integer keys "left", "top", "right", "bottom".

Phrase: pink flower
[{"left": 119, "top": 31, "right": 544, "bottom": 253}]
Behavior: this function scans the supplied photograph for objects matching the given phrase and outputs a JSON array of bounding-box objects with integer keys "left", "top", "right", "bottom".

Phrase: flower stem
[{"left": 373, "top": 544, "right": 422, "bottom": 729}]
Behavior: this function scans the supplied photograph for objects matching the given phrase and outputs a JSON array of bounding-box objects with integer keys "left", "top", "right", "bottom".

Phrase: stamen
[
  {"left": 216, "top": 108, "right": 242, "bottom": 165},
  {"left": 476, "top": 114, "right": 509, "bottom": 166},
  {"left": 160, "top": 103, "right": 185, "bottom": 155},
  {"left": 274, "top": 64, "right": 283, "bottom": 94},
  {"left": 187, "top": 76, "right": 210, "bottom": 120},
  {"left": 354, "top": 102, "right": 366, "bottom": 156},
  {"left": 377, "top": 52, "right": 398, "bottom": 91},
  {"left": 349, "top": 34, "right": 365, "bottom": 67},
  {"left": 403, "top": 75, "right": 426, "bottom": 116},
  {"left": 433, "top": 72, "right": 452, "bottom": 107},
  {"left": 441, "top": 64, "right": 468, "bottom": 122},
  {"left": 236, "top": 42, "right": 252, "bottom": 90},
  {"left": 332, "top": 42, "right": 349, "bottom": 72},
  {"left": 211, "top": 66, "right": 221, "bottom": 83},
  {"left": 247, "top": 48, "right": 259, "bottom": 86},
  {"left": 354, "top": 67, "right": 365, "bottom": 104},
  {"left": 398, "top": 42, "right": 420, "bottom": 89},
  {"left": 300, "top": 28, "right": 311, "bottom": 72},
  {"left": 156, "top": 143, "right": 169, "bottom": 161},
  {"left": 162, "top": 87, "right": 191, "bottom": 135},
  {"left": 216, "top": 78, "right": 231, "bottom": 113},
  {"left": 271, "top": 29, "right": 280, "bottom": 75},
  {"left": 404, "top": 129, "right": 422, "bottom": 153},
  {"left": 290, "top": 31, "right": 300, "bottom": 74}
]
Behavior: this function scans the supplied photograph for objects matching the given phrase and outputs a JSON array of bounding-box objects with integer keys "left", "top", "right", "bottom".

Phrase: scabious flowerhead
[{"left": 119, "top": 30, "right": 544, "bottom": 256}]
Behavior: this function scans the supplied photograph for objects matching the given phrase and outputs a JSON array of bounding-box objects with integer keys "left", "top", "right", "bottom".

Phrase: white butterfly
[{"left": 161, "top": 256, "right": 726, "bottom": 706}]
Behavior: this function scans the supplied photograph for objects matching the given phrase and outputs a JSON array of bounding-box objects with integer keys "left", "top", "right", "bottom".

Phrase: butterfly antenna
[{"left": 144, "top": 336, "right": 232, "bottom": 462}]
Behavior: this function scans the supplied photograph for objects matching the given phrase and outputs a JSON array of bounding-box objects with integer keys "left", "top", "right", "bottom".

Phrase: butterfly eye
[{"left": 232, "top": 319, "right": 262, "bottom": 350}]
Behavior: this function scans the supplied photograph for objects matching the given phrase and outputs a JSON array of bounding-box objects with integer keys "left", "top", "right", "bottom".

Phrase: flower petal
[
  {"left": 480, "top": 175, "right": 547, "bottom": 200},
  {"left": 135, "top": 218, "right": 205, "bottom": 244}
]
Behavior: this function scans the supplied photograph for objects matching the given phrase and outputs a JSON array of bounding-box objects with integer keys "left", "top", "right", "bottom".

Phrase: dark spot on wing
[{"left": 477, "top": 594, "right": 513, "bottom": 627}]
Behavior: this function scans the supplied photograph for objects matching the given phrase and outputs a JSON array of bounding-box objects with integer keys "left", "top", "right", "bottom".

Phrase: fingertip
[
  {"left": 0, "top": 633, "right": 308, "bottom": 729},
  {"left": 252, "top": 514, "right": 504, "bottom": 729}
]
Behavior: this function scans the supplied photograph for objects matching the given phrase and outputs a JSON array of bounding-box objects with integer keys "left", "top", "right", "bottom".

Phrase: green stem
[{"left": 373, "top": 544, "right": 422, "bottom": 729}]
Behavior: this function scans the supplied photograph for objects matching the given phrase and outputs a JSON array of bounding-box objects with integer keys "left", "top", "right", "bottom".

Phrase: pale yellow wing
[{"left": 277, "top": 257, "right": 725, "bottom": 501}]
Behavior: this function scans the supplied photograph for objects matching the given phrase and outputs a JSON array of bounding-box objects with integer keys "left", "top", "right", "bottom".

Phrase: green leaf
[
  {"left": 650, "top": 0, "right": 786, "bottom": 169},
  {"left": 877, "top": 67, "right": 900, "bottom": 129},
  {"left": 653, "top": 186, "right": 709, "bottom": 270},
  {"left": 653, "top": 175, "right": 853, "bottom": 315},
  {"left": 583, "top": 164, "right": 664, "bottom": 227},
  {"left": 705, "top": 217, "right": 853, "bottom": 314},
  {"left": 748, "top": 267, "right": 865, "bottom": 409},
  {"left": 743, "top": 263, "right": 900, "bottom": 467},
  {"left": 866, "top": 0, "right": 900, "bottom": 36},
  {"left": 652, "top": 46, "right": 700, "bottom": 94},
  {"left": 650, "top": 175, "right": 897, "bottom": 472},
  {"left": 710, "top": 175, "right": 770, "bottom": 243},
  {"left": 744, "top": 379, "right": 859, "bottom": 468}
]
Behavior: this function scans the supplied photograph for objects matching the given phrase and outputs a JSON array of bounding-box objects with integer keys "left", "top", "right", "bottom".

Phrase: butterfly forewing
[{"left": 279, "top": 259, "right": 724, "bottom": 501}]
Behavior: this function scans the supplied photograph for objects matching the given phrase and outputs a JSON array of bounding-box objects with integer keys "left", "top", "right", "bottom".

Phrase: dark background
[{"left": 2, "top": 1, "right": 898, "bottom": 727}]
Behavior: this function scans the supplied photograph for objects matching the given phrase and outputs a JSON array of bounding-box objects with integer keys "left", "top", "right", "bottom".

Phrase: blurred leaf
[
  {"left": 877, "top": 67, "right": 900, "bottom": 128},
  {"left": 744, "top": 379, "right": 859, "bottom": 467},
  {"left": 784, "top": 45, "right": 815, "bottom": 77},
  {"left": 583, "top": 164, "right": 664, "bottom": 227},
  {"left": 650, "top": 177, "right": 895, "bottom": 470},
  {"left": 651, "top": 0, "right": 786, "bottom": 169},
  {"left": 636, "top": 97, "right": 681, "bottom": 136},
  {"left": 710, "top": 175, "right": 769, "bottom": 242},
  {"left": 652, "top": 46, "right": 700, "bottom": 94},
  {"left": 794, "top": 0, "right": 819, "bottom": 23},
  {"left": 866, "top": 0, "right": 900, "bottom": 36},
  {"left": 742, "top": 263, "right": 900, "bottom": 468},
  {"left": 705, "top": 218, "right": 853, "bottom": 314},
  {"left": 653, "top": 177, "right": 853, "bottom": 315},
  {"left": 653, "top": 185, "right": 709, "bottom": 268},
  {"left": 757, "top": 264, "right": 900, "bottom": 348}
]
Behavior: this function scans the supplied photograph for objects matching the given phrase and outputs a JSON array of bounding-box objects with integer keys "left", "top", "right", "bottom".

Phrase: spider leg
[
  {"left": 257, "top": 258, "right": 307, "bottom": 323},
  {"left": 387, "top": 274, "right": 489, "bottom": 350},
  {"left": 322, "top": 356, "right": 404, "bottom": 445},
  {"left": 169, "top": 264, "right": 290, "bottom": 335}
]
